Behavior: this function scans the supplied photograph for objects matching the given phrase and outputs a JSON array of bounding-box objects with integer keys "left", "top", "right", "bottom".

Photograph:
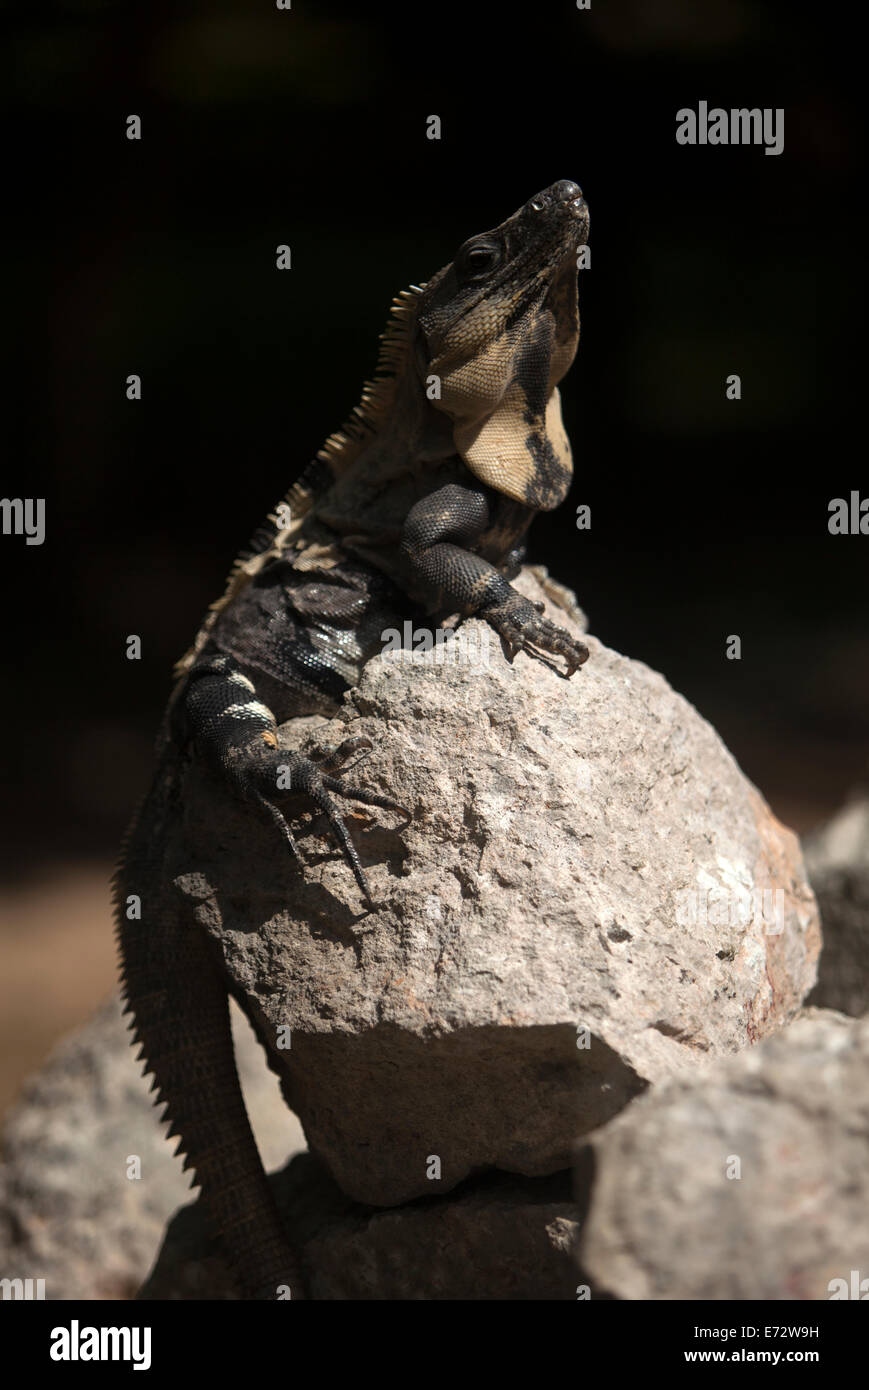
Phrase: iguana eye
[{"left": 458, "top": 241, "right": 502, "bottom": 276}]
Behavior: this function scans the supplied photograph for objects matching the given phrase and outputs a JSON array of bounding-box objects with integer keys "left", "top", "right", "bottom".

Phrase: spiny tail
[{"left": 113, "top": 773, "right": 304, "bottom": 1299}]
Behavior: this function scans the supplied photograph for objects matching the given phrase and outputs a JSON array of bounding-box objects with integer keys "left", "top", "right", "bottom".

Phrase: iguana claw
[
  {"left": 482, "top": 593, "right": 589, "bottom": 677},
  {"left": 255, "top": 743, "right": 409, "bottom": 904}
]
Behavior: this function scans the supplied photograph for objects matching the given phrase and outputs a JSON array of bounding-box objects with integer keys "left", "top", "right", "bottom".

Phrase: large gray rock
[
  {"left": 576, "top": 1008, "right": 869, "bottom": 1300},
  {"left": 805, "top": 795, "right": 869, "bottom": 1017},
  {"left": 140, "top": 1155, "right": 586, "bottom": 1300},
  {"left": 167, "top": 569, "right": 820, "bottom": 1207},
  {"left": 0, "top": 995, "right": 304, "bottom": 1299}
]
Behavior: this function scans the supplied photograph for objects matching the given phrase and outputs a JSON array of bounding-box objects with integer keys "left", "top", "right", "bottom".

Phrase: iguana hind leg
[{"left": 185, "top": 656, "right": 408, "bottom": 902}]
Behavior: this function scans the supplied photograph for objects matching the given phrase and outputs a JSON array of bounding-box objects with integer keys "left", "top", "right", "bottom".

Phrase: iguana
[{"left": 116, "top": 179, "right": 591, "bottom": 1300}]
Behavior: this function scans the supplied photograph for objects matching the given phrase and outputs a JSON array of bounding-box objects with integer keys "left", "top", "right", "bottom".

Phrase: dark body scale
[{"left": 197, "top": 461, "right": 533, "bottom": 723}]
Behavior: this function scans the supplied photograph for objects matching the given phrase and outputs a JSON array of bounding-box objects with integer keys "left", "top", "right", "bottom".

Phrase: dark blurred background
[{"left": 1, "top": 0, "right": 865, "bottom": 1102}]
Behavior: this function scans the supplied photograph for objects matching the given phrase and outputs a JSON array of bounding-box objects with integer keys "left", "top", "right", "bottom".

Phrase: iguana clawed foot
[
  {"left": 481, "top": 592, "right": 589, "bottom": 677},
  {"left": 252, "top": 737, "right": 409, "bottom": 904}
]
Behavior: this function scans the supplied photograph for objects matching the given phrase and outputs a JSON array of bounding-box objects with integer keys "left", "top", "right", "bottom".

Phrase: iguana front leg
[{"left": 400, "top": 482, "right": 589, "bottom": 675}]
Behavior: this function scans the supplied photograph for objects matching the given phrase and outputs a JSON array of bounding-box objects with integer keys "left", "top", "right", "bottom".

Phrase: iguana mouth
[{"left": 519, "top": 180, "right": 590, "bottom": 270}]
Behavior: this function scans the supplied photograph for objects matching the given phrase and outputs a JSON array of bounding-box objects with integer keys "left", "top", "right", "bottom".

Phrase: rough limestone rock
[
  {"left": 167, "top": 569, "right": 820, "bottom": 1207},
  {"left": 576, "top": 1008, "right": 869, "bottom": 1301},
  {"left": 805, "top": 795, "right": 869, "bottom": 1017},
  {"left": 140, "top": 1153, "right": 587, "bottom": 1300},
  {"left": 0, "top": 995, "right": 304, "bottom": 1299}
]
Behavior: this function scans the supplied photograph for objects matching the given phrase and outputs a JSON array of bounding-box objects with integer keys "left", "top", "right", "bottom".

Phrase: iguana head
[{"left": 417, "top": 179, "right": 589, "bottom": 510}]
